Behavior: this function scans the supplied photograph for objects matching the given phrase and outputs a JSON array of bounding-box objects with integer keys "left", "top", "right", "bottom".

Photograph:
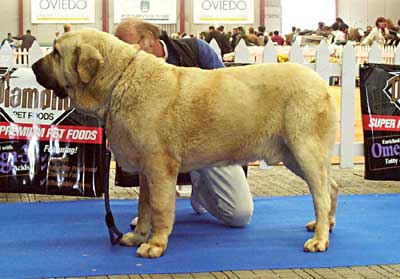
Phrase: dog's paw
[
  {"left": 305, "top": 220, "right": 335, "bottom": 232},
  {"left": 119, "top": 232, "right": 147, "bottom": 247},
  {"left": 304, "top": 237, "right": 329, "bottom": 252},
  {"left": 136, "top": 243, "right": 165, "bottom": 258}
]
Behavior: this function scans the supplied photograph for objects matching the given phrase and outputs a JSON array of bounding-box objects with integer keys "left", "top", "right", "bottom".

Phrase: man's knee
[
  {"left": 229, "top": 204, "right": 254, "bottom": 227},
  {"left": 217, "top": 199, "right": 254, "bottom": 227}
]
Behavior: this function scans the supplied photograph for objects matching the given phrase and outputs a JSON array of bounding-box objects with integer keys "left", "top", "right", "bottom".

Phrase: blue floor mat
[{"left": 1, "top": 194, "right": 400, "bottom": 279}]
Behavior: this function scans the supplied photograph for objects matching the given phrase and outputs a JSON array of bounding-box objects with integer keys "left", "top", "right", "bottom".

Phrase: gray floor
[{"left": 2, "top": 164, "right": 400, "bottom": 278}]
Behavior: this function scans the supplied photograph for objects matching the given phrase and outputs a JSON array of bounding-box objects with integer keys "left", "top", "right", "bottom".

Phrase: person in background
[
  {"left": 322, "top": 26, "right": 334, "bottom": 44},
  {"left": 315, "top": 22, "right": 325, "bottom": 35},
  {"left": 364, "top": 25, "right": 373, "bottom": 37},
  {"left": 1, "top": 33, "right": 16, "bottom": 48},
  {"left": 331, "top": 22, "right": 346, "bottom": 44},
  {"left": 114, "top": 18, "right": 254, "bottom": 240},
  {"left": 362, "top": 17, "right": 389, "bottom": 46},
  {"left": 206, "top": 25, "right": 232, "bottom": 55},
  {"left": 339, "top": 23, "right": 350, "bottom": 42},
  {"left": 348, "top": 27, "right": 363, "bottom": 43},
  {"left": 246, "top": 27, "right": 259, "bottom": 46},
  {"left": 285, "top": 26, "right": 297, "bottom": 46},
  {"left": 385, "top": 18, "right": 399, "bottom": 45},
  {"left": 13, "top": 29, "right": 36, "bottom": 50},
  {"left": 217, "top": 25, "right": 232, "bottom": 44},
  {"left": 256, "top": 25, "right": 268, "bottom": 46},
  {"left": 332, "top": 17, "right": 346, "bottom": 31},
  {"left": 236, "top": 26, "right": 251, "bottom": 46},
  {"left": 395, "top": 19, "right": 400, "bottom": 46},
  {"left": 230, "top": 27, "right": 240, "bottom": 50},
  {"left": 271, "top": 30, "right": 285, "bottom": 45}
]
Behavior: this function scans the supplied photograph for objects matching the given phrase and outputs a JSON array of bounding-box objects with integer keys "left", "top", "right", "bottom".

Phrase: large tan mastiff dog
[{"left": 32, "top": 29, "right": 338, "bottom": 258}]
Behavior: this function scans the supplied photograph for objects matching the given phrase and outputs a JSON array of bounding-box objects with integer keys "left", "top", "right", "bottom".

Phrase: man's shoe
[{"left": 130, "top": 216, "right": 138, "bottom": 230}]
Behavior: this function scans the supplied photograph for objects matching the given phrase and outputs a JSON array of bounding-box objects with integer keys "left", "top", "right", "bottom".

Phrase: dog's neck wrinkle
[{"left": 97, "top": 51, "right": 139, "bottom": 124}]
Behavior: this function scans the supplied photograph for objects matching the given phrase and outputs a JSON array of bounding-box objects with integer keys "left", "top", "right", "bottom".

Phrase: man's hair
[
  {"left": 209, "top": 26, "right": 215, "bottom": 31},
  {"left": 26, "top": 30, "right": 31, "bottom": 34},
  {"left": 273, "top": 30, "right": 279, "bottom": 35},
  {"left": 115, "top": 17, "right": 161, "bottom": 39}
]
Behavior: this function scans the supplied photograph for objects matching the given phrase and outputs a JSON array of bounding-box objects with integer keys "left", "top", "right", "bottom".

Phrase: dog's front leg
[
  {"left": 136, "top": 160, "right": 179, "bottom": 258},
  {"left": 120, "top": 174, "right": 152, "bottom": 247}
]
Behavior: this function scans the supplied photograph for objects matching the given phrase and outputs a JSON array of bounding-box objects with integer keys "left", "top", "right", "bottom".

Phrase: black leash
[{"left": 104, "top": 149, "right": 123, "bottom": 245}]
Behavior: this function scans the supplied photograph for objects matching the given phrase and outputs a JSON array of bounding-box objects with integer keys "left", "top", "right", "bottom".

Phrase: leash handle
[{"left": 105, "top": 212, "right": 123, "bottom": 245}]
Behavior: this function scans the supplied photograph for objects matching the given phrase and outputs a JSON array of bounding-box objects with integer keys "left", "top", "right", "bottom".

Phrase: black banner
[
  {"left": 0, "top": 67, "right": 107, "bottom": 196},
  {"left": 359, "top": 63, "right": 400, "bottom": 180}
]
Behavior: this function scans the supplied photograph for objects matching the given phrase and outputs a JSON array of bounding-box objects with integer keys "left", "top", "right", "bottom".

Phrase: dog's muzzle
[{"left": 32, "top": 60, "right": 69, "bottom": 99}]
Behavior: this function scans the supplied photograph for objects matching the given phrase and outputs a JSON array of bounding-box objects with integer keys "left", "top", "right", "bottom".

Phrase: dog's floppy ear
[{"left": 75, "top": 43, "right": 104, "bottom": 84}]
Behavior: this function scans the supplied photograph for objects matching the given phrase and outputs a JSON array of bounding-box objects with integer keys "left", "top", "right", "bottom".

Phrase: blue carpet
[{"left": 1, "top": 194, "right": 400, "bottom": 279}]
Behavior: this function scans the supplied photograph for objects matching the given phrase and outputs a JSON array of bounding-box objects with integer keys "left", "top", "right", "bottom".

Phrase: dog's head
[{"left": 32, "top": 28, "right": 136, "bottom": 118}]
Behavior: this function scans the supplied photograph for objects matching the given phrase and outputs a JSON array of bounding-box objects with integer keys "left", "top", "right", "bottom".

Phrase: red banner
[
  {"left": 0, "top": 121, "right": 103, "bottom": 144},
  {"left": 362, "top": 114, "right": 400, "bottom": 132}
]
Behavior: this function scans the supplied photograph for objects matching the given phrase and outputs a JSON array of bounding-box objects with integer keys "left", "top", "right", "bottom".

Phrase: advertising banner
[
  {"left": 114, "top": 0, "right": 177, "bottom": 24},
  {"left": 193, "top": 0, "right": 254, "bottom": 24},
  {"left": 359, "top": 63, "right": 400, "bottom": 181},
  {"left": 31, "top": 0, "right": 95, "bottom": 23},
  {"left": 0, "top": 67, "right": 107, "bottom": 196}
]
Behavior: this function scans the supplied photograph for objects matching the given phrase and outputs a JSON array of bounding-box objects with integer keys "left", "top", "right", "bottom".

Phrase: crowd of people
[
  {"left": 1, "top": 29, "right": 36, "bottom": 50},
  {"left": 166, "top": 16, "right": 400, "bottom": 56},
  {"left": 0, "top": 24, "right": 72, "bottom": 50},
  {"left": 284, "top": 17, "right": 400, "bottom": 47},
  {"left": 1, "top": 16, "right": 399, "bottom": 56}
]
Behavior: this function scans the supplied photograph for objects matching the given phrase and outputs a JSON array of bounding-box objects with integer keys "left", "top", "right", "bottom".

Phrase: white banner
[
  {"left": 3, "top": 68, "right": 71, "bottom": 125},
  {"left": 31, "top": 0, "right": 95, "bottom": 23},
  {"left": 193, "top": 0, "right": 254, "bottom": 24},
  {"left": 114, "top": 0, "right": 177, "bottom": 24}
]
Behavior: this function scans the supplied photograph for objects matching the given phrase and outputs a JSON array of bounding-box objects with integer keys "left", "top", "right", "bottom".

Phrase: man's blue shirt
[{"left": 166, "top": 39, "right": 224, "bottom": 70}]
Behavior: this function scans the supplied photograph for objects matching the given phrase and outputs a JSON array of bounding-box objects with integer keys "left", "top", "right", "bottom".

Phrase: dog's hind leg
[
  {"left": 120, "top": 174, "right": 152, "bottom": 247},
  {"left": 284, "top": 139, "right": 331, "bottom": 252},
  {"left": 282, "top": 151, "right": 337, "bottom": 232},
  {"left": 305, "top": 176, "right": 338, "bottom": 232},
  {"left": 136, "top": 156, "right": 180, "bottom": 258}
]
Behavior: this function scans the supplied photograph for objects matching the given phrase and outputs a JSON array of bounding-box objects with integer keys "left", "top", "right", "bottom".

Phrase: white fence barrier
[
  {"left": 0, "top": 40, "right": 51, "bottom": 68},
  {"left": 211, "top": 40, "right": 400, "bottom": 168},
  {"left": 234, "top": 43, "right": 400, "bottom": 65}
]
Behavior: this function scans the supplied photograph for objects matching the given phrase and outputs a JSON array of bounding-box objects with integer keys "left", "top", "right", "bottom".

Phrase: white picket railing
[
  {"left": 0, "top": 40, "right": 51, "bottom": 67},
  {"left": 210, "top": 38, "right": 400, "bottom": 168},
  {"left": 235, "top": 42, "right": 400, "bottom": 65}
]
